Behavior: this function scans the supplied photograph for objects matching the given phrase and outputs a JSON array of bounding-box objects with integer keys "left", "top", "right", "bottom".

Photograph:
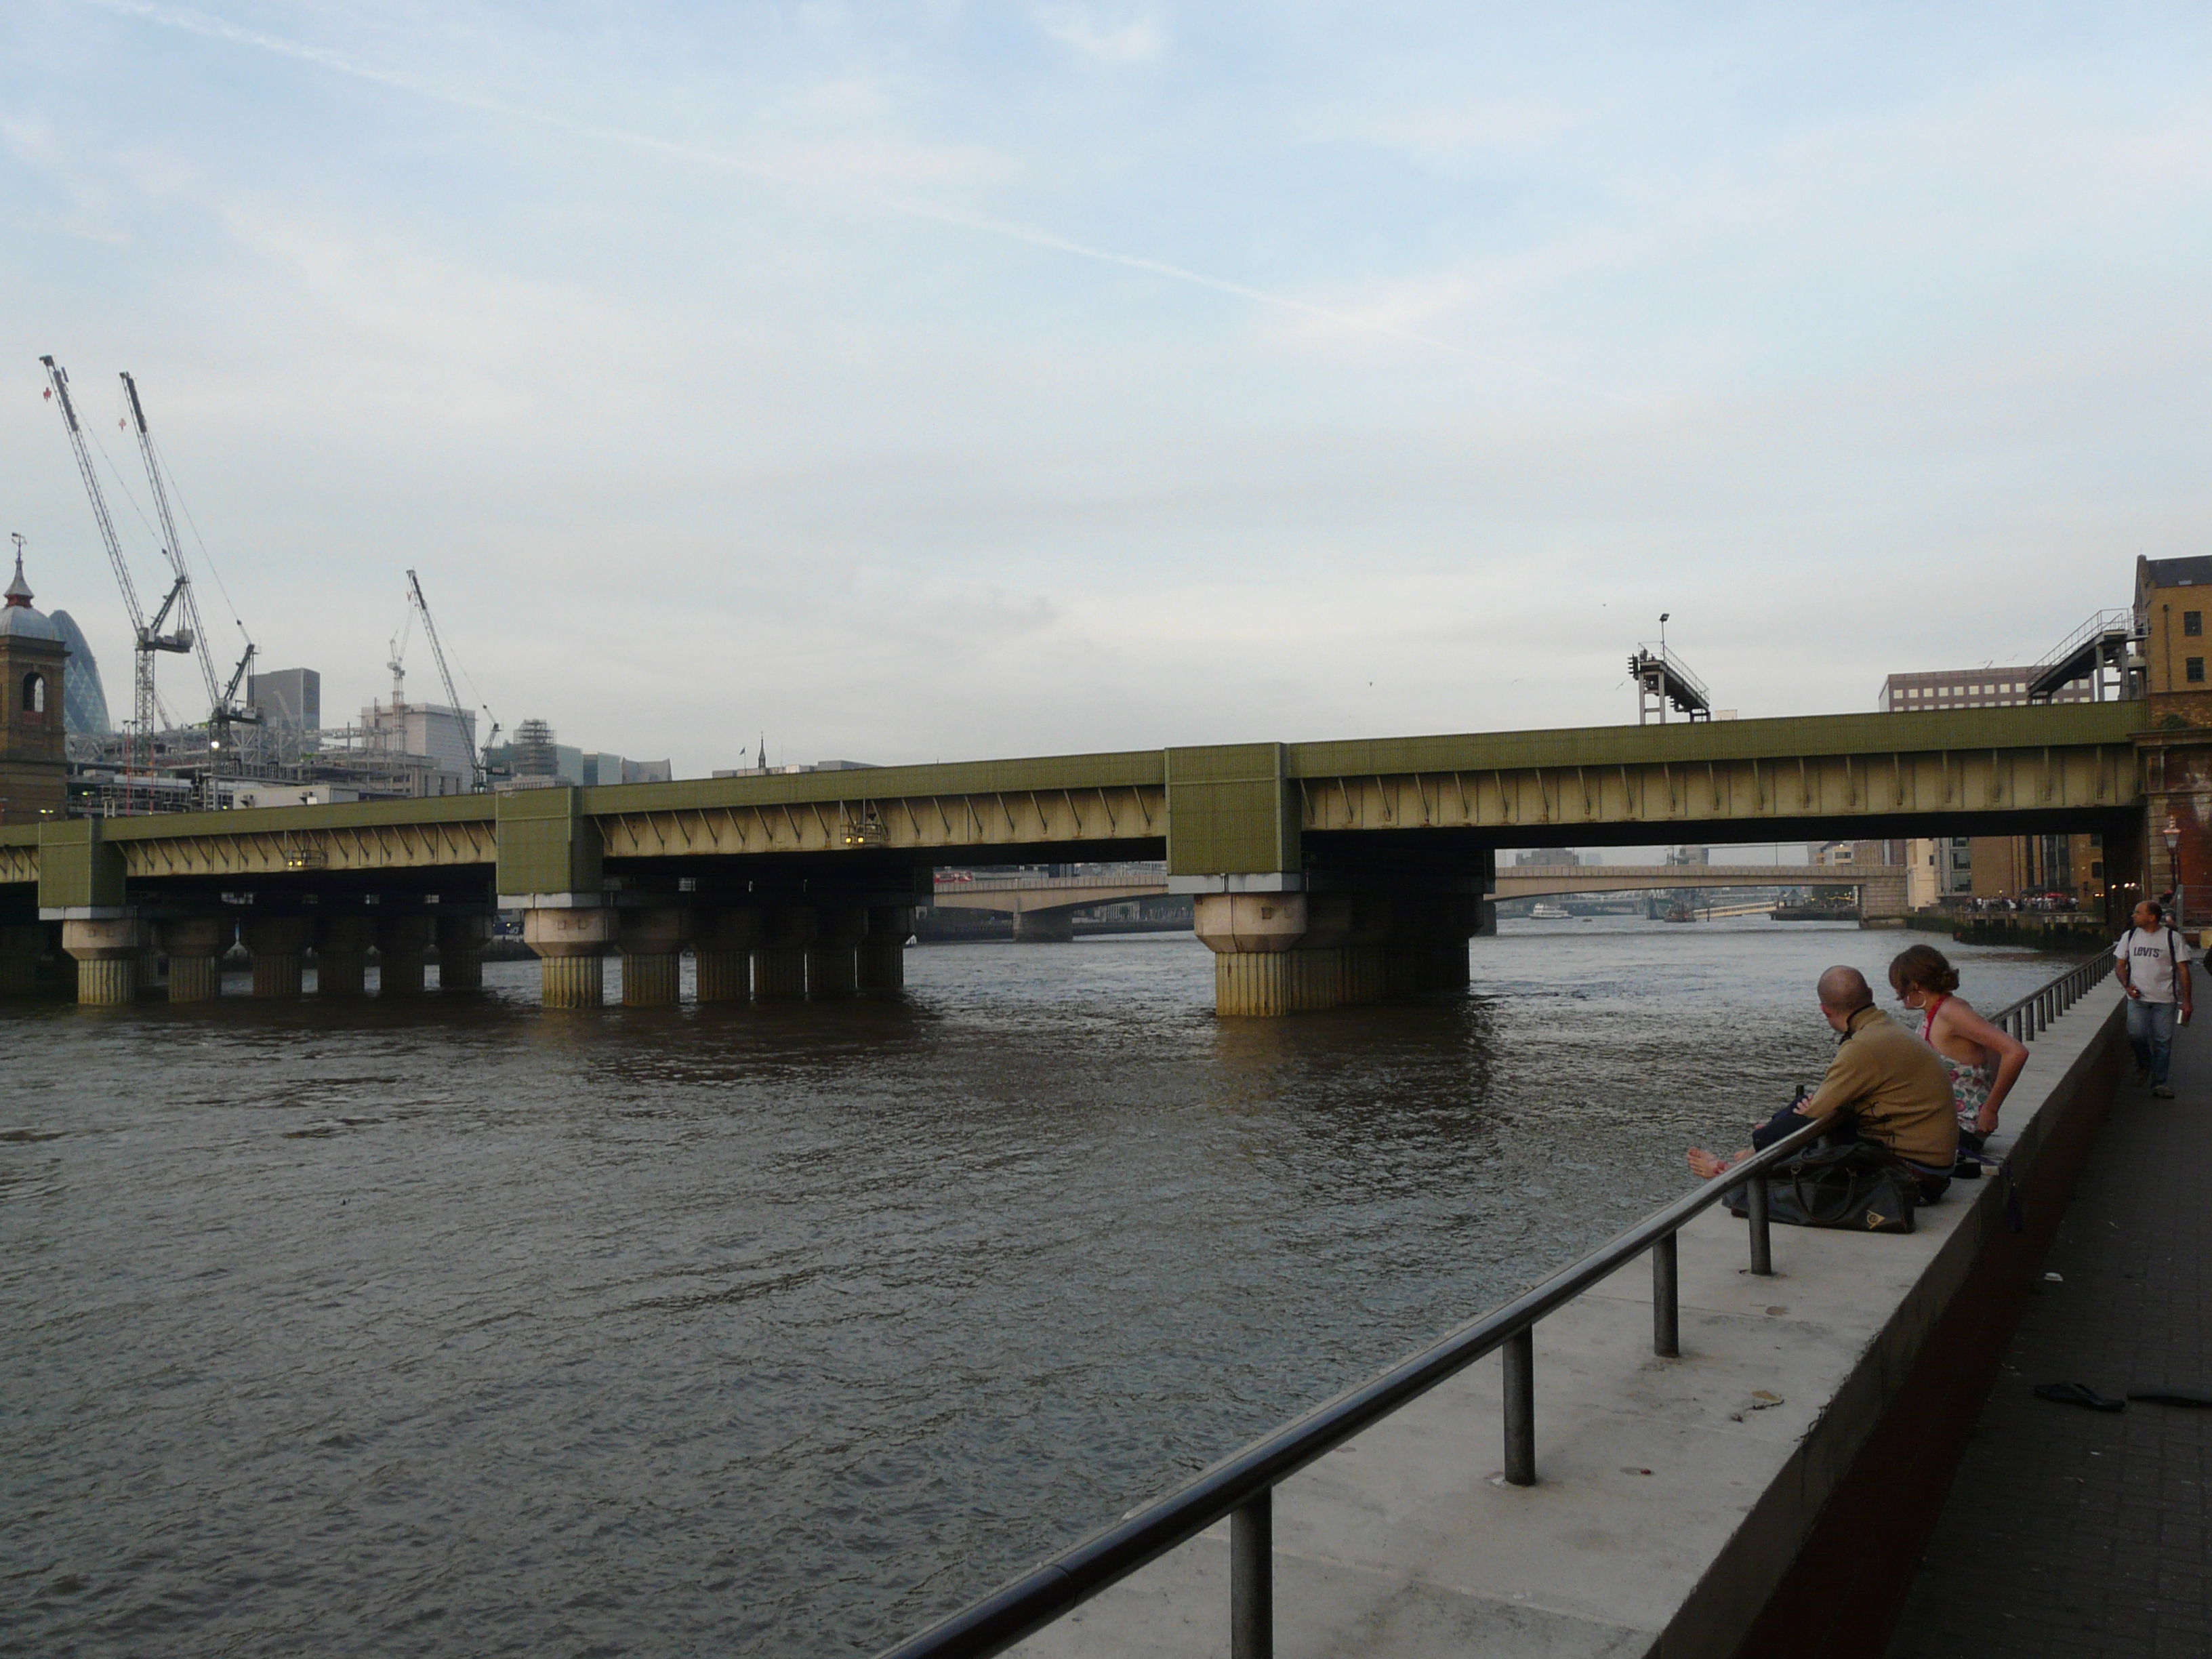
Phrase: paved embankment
[
  {"left": 1012, "top": 984, "right": 2125, "bottom": 1659},
  {"left": 1885, "top": 1007, "right": 2210, "bottom": 1659}
]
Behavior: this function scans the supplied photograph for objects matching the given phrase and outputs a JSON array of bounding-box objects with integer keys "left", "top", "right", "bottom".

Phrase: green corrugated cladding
[
  {"left": 1165, "top": 743, "right": 1299, "bottom": 876},
  {"left": 0, "top": 702, "right": 2152, "bottom": 893},
  {"left": 494, "top": 787, "right": 602, "bottom": 896},
  {"left": 1284, "top": 700, "right": 2144, "bottom": 777},
  {"left": 37, "top": 819, "right": 125, "bottom": 910}
]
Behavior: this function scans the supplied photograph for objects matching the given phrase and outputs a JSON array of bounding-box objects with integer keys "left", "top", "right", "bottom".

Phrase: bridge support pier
[
  {"left": 857, "top": 906, "right": 910, "bottom": 991},
  {"left": 696, "top": 906, "right": 760, "bottom": 1002},
  {"left": 1195, "top": 893, "right": 1311, "bottom": 1017},
  {"left": 244, "top": 914, "right": 312, "bottom": 998},
  {"left": 806, "top": 904, "right": 867, "bottom": 998},
  {"left": 1012, "top": 909, "right": 1076, "bottom": 943},
  {"left": 377, "top": 916, "right": 434, "bottom": 996},
  {"left": 0, "top": 922, "right": 47, "bottom": 996},
  {"left": 437, "top": 915, "right": 489, "bottom": 989},
  {"left": 753, "top": 906, "right": 815, "bottom": 1000},
  {"left": 619, "top": 905, "right": 691, "bottom": 1006},
  {"left": 1193, "top": 883, "right": 1483, "bottom": 1017},
  {"left": 62, "top": 915, "right": 141, "bottom": 1006},
  {"left": 160, "top": 914, "right": 234, "bottom": 1003},
  {"left": 316, "top": 914, "right": 373, "bottom": 998},
  {"left": 523, "top": 904, "right": 614, "bottom": 1008},
  {"left": 1858, "top": 873, "right": 1910, "bottom": 928}
]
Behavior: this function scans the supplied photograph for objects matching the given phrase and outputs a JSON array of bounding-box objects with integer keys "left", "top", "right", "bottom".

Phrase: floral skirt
[{"left": 1947, "top": 1058, "right": 1994, "bottom": 1131}]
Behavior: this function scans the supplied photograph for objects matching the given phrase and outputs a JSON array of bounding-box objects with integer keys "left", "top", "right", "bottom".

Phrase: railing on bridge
[
  {"left": 878, "top": 950, "right": 2117, "bottom": 1659},
  {"left": 2028, "top": 607, "right": 2140, "bottom": 703}
]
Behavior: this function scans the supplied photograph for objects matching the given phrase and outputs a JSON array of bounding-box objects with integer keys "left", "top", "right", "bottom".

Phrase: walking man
[{"left": 2116, "top": 899, "right": 2195, "bottom": 1098}]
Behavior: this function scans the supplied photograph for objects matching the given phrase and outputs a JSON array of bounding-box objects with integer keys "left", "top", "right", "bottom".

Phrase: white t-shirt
[{"left": 2116, "top": 926, "right": 2198, "bottom": 1003}]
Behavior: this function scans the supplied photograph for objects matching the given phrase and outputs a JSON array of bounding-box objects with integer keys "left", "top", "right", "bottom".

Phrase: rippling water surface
[{"left": 1, "top": 919, "right": 2073, "bottom": 1656}]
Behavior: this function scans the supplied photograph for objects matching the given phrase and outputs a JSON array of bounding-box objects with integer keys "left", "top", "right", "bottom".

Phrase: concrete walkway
[{"left": 1886, "top": 1008, "right": 2211, "bottom": 1658}]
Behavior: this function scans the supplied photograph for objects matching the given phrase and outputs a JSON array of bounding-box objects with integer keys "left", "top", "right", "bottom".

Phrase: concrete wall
[{"left": 1002, "top": 987, "right": 2124, "bottom": 1659}]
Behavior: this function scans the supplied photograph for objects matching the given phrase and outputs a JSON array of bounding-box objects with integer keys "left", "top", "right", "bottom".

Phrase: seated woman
[
  {"left": 1688, "top": 965, "right": 1958, "bottom": 1201},
  {"left": 1887, "top": 944, "right": 2028, "bottom": 1147}
]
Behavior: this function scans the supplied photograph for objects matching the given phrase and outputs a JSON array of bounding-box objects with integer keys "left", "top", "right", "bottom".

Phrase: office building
[{"left": 249, "top": 668, "right": 322, "bottom": 731}]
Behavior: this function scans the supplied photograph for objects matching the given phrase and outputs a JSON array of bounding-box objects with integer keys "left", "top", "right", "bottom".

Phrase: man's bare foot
[{"left": 1687, "top": 1147, "right": 1740, "bottom": 1180}]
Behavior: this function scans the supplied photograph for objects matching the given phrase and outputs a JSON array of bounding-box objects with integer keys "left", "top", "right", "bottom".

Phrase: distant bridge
[
  {"left": 1498, "top": 863, "right": 1907, "bottom": 915},
  {"left": 929, "top": 875, "right": 1179, "bottom": 941},
  {"left": 928, "top": 863, "right": 1910, "bottom": 938}
]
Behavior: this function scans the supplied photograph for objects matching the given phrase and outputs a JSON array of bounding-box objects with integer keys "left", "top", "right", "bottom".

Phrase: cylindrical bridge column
[
  {"left": 856, "top": 906, "right": 912, "bottom": 992},
  {"left": 695, "top": 906, "right": 760, "bottom": 1002},
  {"left": 1195, "top": 892, "right": 1309, "bottom": 1017},
  {"left": 62, "top": 915, "right": 142, "bottom": 1006},
  {"left": 159, "top": 914, "right": 234, "bottom": 1003},
  {"left": 316, "top": 914, "right": 373, "bottom": 998},
  {"left": 376, "top": 915, "right": 434, "bottom": 996},
  {"left": 752, "top": 905, "right": 816, "bottom": 1000},
  {"left": 523, "top": 904, "right": 615, "bottom": 1008},
  {"left": 243, "top": 914, "right": 312, "bottom": 999},
  {"left": 806, "top": 903, "right": 867, "bottom": 998},
  {"left": 436, "top": 915, "right": 489, "bottom": 990},
  {"left": 618, "top": 905, "right": 692, "bottom": 1006}
]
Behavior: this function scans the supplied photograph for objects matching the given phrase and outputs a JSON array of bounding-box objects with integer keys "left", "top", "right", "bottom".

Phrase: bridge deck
[{"left": 0, "top": 703, "right": 2142, "bottom": 901}]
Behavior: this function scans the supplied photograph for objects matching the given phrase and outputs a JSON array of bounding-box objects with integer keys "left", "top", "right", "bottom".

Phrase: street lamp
[{"left": 2164, "top": 818, "right": 2183, "bottom": 928}]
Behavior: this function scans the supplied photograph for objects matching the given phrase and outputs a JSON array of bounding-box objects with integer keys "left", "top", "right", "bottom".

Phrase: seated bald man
[{"left": 1689, "top": 966, "right": 1960, "bottom": 1202}]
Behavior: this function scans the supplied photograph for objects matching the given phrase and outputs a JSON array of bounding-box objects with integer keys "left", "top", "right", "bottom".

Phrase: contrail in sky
[{"left": 83, "top": 0, "right": 1593, "bottom": 392}]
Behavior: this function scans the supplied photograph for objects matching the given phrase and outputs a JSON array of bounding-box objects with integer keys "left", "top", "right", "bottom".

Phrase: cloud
[{"left": 1034, "top": 5, "right": 1166, "bottom": 66}]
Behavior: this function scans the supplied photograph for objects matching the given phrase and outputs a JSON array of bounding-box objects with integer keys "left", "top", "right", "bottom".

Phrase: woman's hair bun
[{"left": 1888, "top": 943, "right": 1960, "bottom": 996}]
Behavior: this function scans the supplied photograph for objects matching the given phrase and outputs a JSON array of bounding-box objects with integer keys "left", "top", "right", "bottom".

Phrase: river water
[{"left": 1, "top": 919, "right": 2073, "bottom": 1658}]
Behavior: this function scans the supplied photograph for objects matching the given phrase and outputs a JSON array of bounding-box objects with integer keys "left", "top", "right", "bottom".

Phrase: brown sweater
[{"left": 1799, "top": 1006, "right": 1959, "bottom": 1168}]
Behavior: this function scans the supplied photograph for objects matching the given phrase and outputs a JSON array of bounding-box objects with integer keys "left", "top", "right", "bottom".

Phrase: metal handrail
[{"left": 879, "top": 950, "right": 2118, "bottom": 1659}]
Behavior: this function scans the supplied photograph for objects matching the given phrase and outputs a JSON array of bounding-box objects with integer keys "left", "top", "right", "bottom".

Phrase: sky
[{"left": 2, "top": 3, "right": 2207, "bottom": 777}]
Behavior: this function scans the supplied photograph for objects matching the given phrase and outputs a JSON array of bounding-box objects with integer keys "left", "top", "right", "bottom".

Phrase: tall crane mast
[
  {"left": 120, "top": 373, "right": 260, "bottom": 759},
  {"left": 39, "top": 354, "right": 194, "bottom": 800},
  {"left": 405, "top": 569, "right": 501, "bottom": 788}
]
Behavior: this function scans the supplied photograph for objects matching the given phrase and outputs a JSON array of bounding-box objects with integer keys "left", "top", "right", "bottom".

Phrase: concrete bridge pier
[
  {"left": 239, "top": 914, "right": 312, "bottom": 998},
  {"left": 618, "top": 905, "right": 691, "bottom": 1006},
  {"left": 1282, "top": 894, "right": 1353, "bottom": 1012},
  {"left": 315, "top": 914, "right": 373, "bottom": 998},
  {"left": 377, "top": 915, "right": 434, "bottom": 996},
  {"left": 522, "top": 903, "right": 615, "bottom": 1008},
  {"left": 1858, "top": 872, "right": 1910, "bottom": 928},
  {"left": 0, "top": 921, "right": 46, "bottom": 996},
  {"left": 62, "top": 914, "right": 140, "bottom": 1006},
  {"left": 1195, "top": 892, "right": 1311, "bottom": 1017},
  {"left": 1340, "top": 895, "right": 1391, "bottom": 1006},
  {"left": 1011, "top": 909, "right": 1076, "bottom": 943},
  {"left": 436, "top": 915, "right": 489, "bottom": 990},
  {"left": 806, "top": 904, "right": 867, "bottom": 998},
  {"left": 160, "top": 914, "right": 234, "bottom": 1002},
  {"left": 752, "top": 905, "right": 815, "bottom": 1000},
  {"left": 857, "top": 905, "right": 910, "bottom": 991},
  {"left": 695, "top": 906, "right": 760, "bottom": 1002}
]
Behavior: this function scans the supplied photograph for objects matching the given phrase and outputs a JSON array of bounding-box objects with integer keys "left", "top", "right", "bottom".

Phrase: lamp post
[{"left": 2165, "top": 819, "right": 2184, "bottom": 929}]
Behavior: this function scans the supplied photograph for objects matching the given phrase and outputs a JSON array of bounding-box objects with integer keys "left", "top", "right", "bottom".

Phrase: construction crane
[
  {"left": 39, "top": 355, "right": 194, "bottom": 799},
  {"left": 119, "top": 373, "right": 260, "bottom": 758},
  {"left": 404, "top": 569, "right": 502, "bottom": 788}
]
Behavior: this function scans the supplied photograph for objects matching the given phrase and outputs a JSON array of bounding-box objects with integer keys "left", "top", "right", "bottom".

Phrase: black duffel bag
[{"left": 1725, "top": 1141, "right": 1919, "bottom": 1234}]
